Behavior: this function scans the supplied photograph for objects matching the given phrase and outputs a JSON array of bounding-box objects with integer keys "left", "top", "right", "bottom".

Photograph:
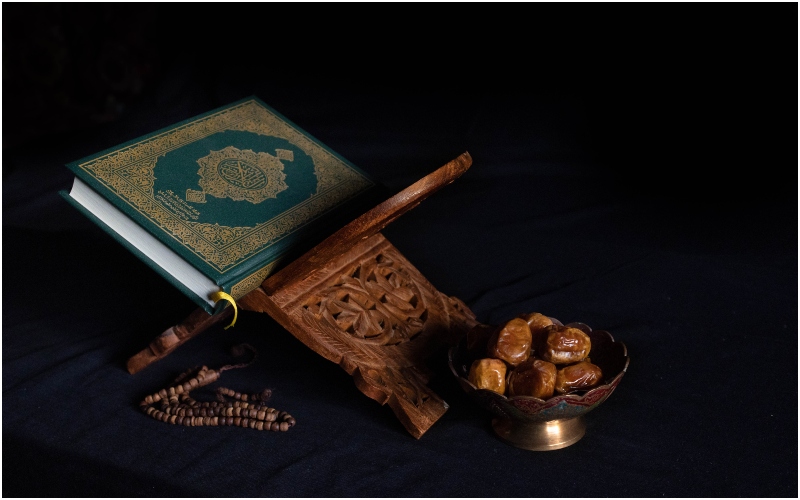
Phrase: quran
[{"left": 62, "top": 97, "right": 380, "bottom": 314}]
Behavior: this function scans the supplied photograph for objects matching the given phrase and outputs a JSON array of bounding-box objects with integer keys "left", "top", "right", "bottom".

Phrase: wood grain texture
[
  {"left": 126, "top": 307, "right": 232, "bottom": 374},
  {"left": 261, "top": 152, "right": 473, "bottom": 295}
]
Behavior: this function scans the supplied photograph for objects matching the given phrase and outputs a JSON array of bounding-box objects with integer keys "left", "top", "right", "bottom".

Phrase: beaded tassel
[{"left": 139, "top": 344, "right": 296, "bottom": 432}]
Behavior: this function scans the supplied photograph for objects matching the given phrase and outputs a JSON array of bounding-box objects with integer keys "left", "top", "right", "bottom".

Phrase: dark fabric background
[{"left": 3, "top": 4, "right": 797, "bottom": 498}]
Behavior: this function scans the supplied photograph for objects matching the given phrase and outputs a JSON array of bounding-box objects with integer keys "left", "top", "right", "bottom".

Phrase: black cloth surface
[{"left": 3, "top": 4, "right": 797, "bottom": 498}]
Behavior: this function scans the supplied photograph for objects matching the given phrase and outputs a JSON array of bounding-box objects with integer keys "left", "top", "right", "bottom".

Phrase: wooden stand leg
[{"left": 126, "top": 306, "right": 232, "bottom": 374}]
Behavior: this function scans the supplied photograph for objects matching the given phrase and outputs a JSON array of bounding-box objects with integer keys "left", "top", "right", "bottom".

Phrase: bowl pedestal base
[{"left": 491, "top": 416, "right": 586, "bottom": 451}]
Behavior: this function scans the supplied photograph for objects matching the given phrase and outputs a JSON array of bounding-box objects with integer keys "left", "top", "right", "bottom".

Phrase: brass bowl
[{"left": 448, "top": 319, "right": 629, "bottom": 451}]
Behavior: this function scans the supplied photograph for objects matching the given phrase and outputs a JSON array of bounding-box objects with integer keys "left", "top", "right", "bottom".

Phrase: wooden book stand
[{"left": 127, "top": 153, "right": 479, "bottom": 438}]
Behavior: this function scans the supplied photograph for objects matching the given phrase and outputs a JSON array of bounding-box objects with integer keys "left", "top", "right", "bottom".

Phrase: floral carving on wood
[{"left": 302, "top": 253, "right": 428, "bottom": 346}]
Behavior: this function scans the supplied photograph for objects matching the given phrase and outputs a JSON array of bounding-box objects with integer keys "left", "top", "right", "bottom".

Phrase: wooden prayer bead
[
  {"left": 174, "top": 369, "right": 193, "bottom": 384},
  {"left": 139, "top": 345, "right": 295, "bottom": 432}
]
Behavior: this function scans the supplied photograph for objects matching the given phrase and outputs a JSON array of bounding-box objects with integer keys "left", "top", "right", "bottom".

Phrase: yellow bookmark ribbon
[{"left": 211, "top": 291, "right": 238, "bottom": 330}]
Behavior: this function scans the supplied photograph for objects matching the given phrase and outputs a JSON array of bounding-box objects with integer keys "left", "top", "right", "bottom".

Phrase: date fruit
[
  {"left": 468, "top": 358, "right": 507, "bottom": 394},
  {"left": 519, "top": 312, "right": 554, "bottom": 335},
  {"left": 487, "top": 318, "right": 532, "bottom": 366},
  {"left": 519, "top": 312, "right": 554, "bottom": 350},
  {"left": 508, "top": 358, "right": 557, "bottom": 399},
  {"left": 537, "top": 325, "right": 591, "bottom": 364},
  {"left": 554, "top": 360, "right": 603, "bottom": 394}
]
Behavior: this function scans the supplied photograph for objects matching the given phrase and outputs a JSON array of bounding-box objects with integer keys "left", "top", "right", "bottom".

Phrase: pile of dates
[{"left": 466, "top": 313, "right": 603, "bottom": 399}]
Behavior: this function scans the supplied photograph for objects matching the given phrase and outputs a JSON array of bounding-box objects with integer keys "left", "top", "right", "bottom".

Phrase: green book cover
[{"left": 61, "top": 96, "right": 380, "bottom": 314}]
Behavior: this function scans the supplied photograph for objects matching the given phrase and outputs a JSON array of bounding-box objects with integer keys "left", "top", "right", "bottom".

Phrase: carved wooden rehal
[{"left": 128, "top": 152, "right": 479, "bottom": 438}]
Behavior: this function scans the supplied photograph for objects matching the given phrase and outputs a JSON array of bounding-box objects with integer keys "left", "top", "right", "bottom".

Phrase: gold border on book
[
  {"left": 230, "top": 260, "right": 280, "bottom": 300},
  {"left": 78, "top": 100, "right": 374, "bottom": 273}
]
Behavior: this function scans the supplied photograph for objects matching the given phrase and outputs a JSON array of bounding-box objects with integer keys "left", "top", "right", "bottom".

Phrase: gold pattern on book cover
[
  {"left": 78, "top": 100, "right": 373, "bottom": 274},
  {"left": 196, "top": 146, "right": 289, "bottom": 204},
  {"left": 230, "top": 260, "right": 280, "bottom": 299}
]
